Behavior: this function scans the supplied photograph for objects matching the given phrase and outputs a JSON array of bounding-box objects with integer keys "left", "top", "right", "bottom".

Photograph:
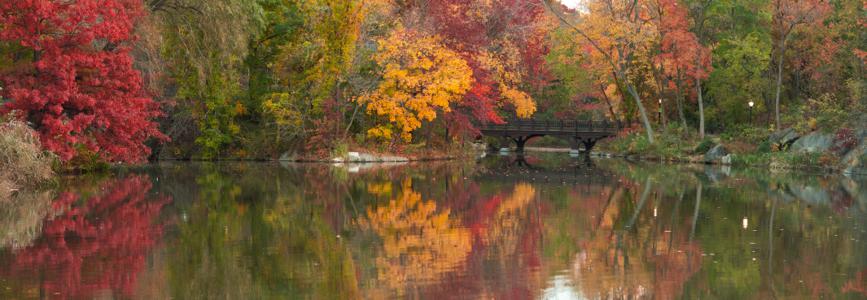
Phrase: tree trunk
[
  {"left": 697, "top": 79, "right": 705, "bottom": 139},
  {"left": 653, "top": 67, "right": 667, "bottom": 130},
  {"left": 612, "top": 72, "right": 634, "bottom": 125},
  {"left": 626, "top": 84, "right": 655, "bottom": 143},
  {"left": 599, "top": 84, "right": 622, "bottom": 128},
  {"left": 773, "top": 41, "right": 786, "bottom": 130},
  {"left": 675, "top": 75, "right": 688, "bottom": 129}
]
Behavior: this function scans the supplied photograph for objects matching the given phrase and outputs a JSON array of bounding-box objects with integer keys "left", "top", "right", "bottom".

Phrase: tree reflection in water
[
  {"left": 0, "top": 175, "right": 169, "bottom": 298},
  {"left": 358, "top": 178, "right": 473, "bottom": 297},
  {"left": 0, "top": 156, "right": 865, "bottom": 298}
]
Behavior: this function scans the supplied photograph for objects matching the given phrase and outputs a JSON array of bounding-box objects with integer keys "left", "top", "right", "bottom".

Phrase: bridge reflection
[{"left": 476, "top": 154, "right": 618, "bottom": 186}]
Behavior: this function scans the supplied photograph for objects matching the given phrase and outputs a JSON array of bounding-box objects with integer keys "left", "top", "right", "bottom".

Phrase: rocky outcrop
[
  {"left": 335, "top": 152, "right": 410, "bottom": 163},
  {"left": 704, "top": 144, "right": 729, "bottom": 163},
  {"left": 278, "top": 151, "right": 296, "bottom": 161},
  {"left": 842, "top": 140, "right": 867, "bottom": 175},
  {"left": 791, "top": 131, "right": 834, "bottom": 153},
  {"left": 768, "top": 128, "right": 800, "bottom": 150},
  {"left": 280, "top": 151, "right": 418, "bottom": 162}
]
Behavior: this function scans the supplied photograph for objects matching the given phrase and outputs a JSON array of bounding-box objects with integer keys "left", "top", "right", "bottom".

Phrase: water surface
[{"left": 2, "top": 154, "right": 867, "bottom": 299}]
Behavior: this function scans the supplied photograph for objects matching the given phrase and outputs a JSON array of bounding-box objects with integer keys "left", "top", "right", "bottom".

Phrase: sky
[{"left": 559, "top": 0, "right": 581, "bottom": 9}]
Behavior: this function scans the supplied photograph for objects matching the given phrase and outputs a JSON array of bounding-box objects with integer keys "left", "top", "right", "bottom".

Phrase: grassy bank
[
  {"left": 0, "top": 120, "right": 55, "bottom": 200},
  {"left": 595, "top": 125, "right": 860, "bottom": 174}
]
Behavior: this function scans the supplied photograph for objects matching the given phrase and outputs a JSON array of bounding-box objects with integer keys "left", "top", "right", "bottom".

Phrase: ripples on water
[{"left": 1, "top": 154, "right": 866, "bottom": 299}]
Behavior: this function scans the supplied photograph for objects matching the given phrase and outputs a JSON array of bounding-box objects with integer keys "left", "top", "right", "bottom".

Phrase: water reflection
[
  {"left": 0, "top": 155, "right": 865, "bottom": 299},
  {"left": 0, "top": 176, "right": 170, "bottom": 299}
]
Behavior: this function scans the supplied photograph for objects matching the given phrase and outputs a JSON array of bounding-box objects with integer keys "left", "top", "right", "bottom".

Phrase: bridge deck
[
  {"left": 479, "top": 120, "right": 620, "bottom": 153},
  {"left": 479, "top": 120, "right": 619, "bottom": 136}
]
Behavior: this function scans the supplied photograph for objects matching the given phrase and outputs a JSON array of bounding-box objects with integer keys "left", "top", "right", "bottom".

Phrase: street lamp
[
  {"left": 748, "top": 101, "right": 755, "bottom": 124},
  {"left": 658, "top": 98, "right": 663, "bottom": 127}
]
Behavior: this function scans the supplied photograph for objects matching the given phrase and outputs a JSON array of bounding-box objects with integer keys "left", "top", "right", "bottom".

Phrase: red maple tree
[
  {"left": 654, "top": 0, "right": 712, "bottom": 88},
  {"left": 0, "top": 0, "right": 165, "bottom": 162},
  {"left": 427, "top": 0, "right": 552, "bottom": 136}
]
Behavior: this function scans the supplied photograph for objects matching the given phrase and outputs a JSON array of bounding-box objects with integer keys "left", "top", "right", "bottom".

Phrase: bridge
[{"left": 479, "top": 120, "right": 619, "bottom": 154}]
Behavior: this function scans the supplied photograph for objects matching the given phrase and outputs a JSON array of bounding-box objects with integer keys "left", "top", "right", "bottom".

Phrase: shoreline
[
  {"left": 53, "top": 145, "right": 864, "bottom": 179},
  {"left": 501, "top": 146, "right": 865, "bottom": 177}
]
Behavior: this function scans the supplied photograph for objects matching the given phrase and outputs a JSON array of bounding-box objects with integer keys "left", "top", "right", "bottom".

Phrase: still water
[{"left": 2, "top": 154, "right": 867, "bottom": 299}]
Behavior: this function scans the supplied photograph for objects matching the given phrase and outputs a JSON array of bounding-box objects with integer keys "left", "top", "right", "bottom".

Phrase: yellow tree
[
  {"left": 544, "top": 0, "right": 660, "bottom": 143},
  {"left": 262, "top": 0, "right": 366, "bottom": 141},
  {"left": 356, "top": 28, "right": 474, "bottom": 142},
  {"left": 476, "top": 42, "right": 539, "bottom": 119}
]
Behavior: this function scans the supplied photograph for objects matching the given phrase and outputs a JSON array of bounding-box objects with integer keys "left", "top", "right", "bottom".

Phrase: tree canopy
[{"left": 0, "top": 0, "right": 864, "bottom": 161}]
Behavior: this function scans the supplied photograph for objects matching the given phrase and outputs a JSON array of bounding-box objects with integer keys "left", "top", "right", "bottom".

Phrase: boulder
[
  {"left": 842, "top": 139, "right": 867, "bottom": 175},
  {"left": 704, "top": 144, "right": 729, "bottom": 163},
  {"left": 347, "top": 152, "right": 361, "bottom": 161},
  {"left": 278, "top": 151, "right": 296, "bottom": 161},
  {"left": 791, "top": 131, "right": 833, "bottom": 153},
  {"left": 340, "top": 152, "right": 409, "bottom": 163},
  {"left": 720, "top": 154, "right": 733, "bottom": 165},
  {"left": 768, "top": 128, "right": 800, "bottom": 150}
]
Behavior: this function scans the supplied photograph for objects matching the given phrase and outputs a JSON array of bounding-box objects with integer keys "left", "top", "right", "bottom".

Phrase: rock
[
  {"left": 347, "top": 152, "right": 361, "bottom": 161},
  {"left": 339, "top": 151, "right": 409, "bottom": 163},
  {"left": 704, "top": 144, "right": 729, "bottom": 163},
  {"left": 357, "top": 153, "right": 378, "bottom": 162},
  {"left": 842, "top": 139, "right": 867, "bottom": 175},
  {"left": 720, "top": 154, "right": 733, "bottom": 165},
  {"left": 791, "top": 131, "right": 833, "bottom": 153},
  {"left": 278, "top": 151, "right": 296, "bottom": 161},
  {"left": 380, "top": 155, "right": 409, "bottom": 162},
  {"left": 768, "top": 128, "right": 800, "bottom": 150}
]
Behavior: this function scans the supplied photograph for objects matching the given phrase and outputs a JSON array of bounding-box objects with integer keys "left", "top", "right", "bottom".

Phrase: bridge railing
[{"left": 479, "top": 119, "right": 620, "bottom": 133}]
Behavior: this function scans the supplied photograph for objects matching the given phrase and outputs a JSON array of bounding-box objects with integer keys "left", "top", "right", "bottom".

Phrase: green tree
[
  {"left": 707, "top": 34, "right": 772, "bottom": 125},
  {"left": 146, "top": 0, "right": 265, "bottom": 158},
  {"left": 263, "top": 0, "right": 364, "bottom": 142}
]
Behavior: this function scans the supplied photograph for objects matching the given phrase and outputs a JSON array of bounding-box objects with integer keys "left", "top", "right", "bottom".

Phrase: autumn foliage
[
  {"left": 0, "top": 0, "right": 863, "bottom": 159},
  {"left": 357, "top": 29, "right": 473, "bottom": 142},
  {"left": 0, "top": 0, "right": 164, "bottom": 163},
  {"left": 428, "top": 0, "right": 545, "bottom": 131}
]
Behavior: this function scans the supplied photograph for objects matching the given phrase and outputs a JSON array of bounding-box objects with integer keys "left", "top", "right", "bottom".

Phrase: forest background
[{"left": 0, "top": 0, "right": 864, "bottom": 166}]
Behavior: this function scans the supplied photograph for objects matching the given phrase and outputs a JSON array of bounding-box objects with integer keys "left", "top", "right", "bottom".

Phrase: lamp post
[
  {"left": 748, "top": 101, "right": 754, "bottom": 124},
  {"left": 658, "top": 98, "right": 663, "bottom": 128}
]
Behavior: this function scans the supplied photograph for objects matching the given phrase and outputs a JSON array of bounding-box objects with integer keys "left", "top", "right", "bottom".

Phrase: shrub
[
  {"left": 756, "top": 140, "right": 772, "bottom": 153},
  {"left": 790, "top": 93, "right": 849, "bottom": 133},
  {"left": 732, "top": 152, "right": 772, "bottom": 167},
  {"left": 831, "top": 127, "right": 858, "bottom": 155},
  {"left": 694, "top": 138, "right": 715, "bottom": 154},
  {"left": 332, "top": 141, "right": 349, "bottom": 158},
  {"left": 0, "top": 120, "right": 55, "bottom": 188},
  {"left": 778, "top": 152, "right": 823, "bottom": 168}
]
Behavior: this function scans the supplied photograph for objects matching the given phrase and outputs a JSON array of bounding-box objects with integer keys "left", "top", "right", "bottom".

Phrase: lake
[{"left": 2, "top": 153, "right": 866, "bottom": 299}]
